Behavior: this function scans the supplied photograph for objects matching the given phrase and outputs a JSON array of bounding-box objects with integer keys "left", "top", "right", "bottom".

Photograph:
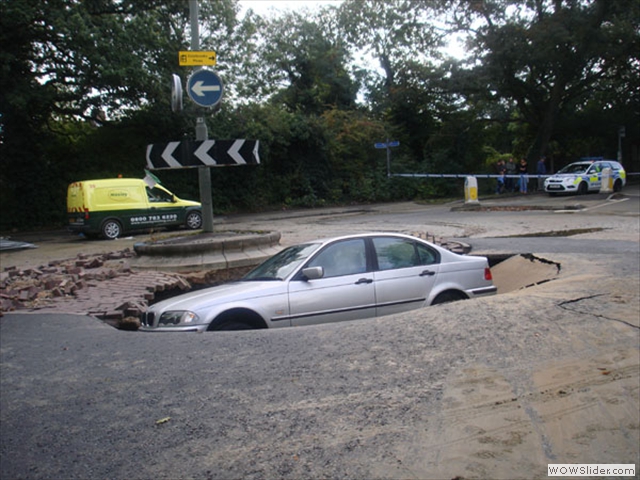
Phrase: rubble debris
[{"left": 0, "top": 249, "right": 191, "bottom": 327}]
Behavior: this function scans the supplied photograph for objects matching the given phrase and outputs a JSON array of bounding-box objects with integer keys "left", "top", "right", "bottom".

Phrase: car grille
[{"left": 141, "top": 312, "right": 155, "bottom": 327}]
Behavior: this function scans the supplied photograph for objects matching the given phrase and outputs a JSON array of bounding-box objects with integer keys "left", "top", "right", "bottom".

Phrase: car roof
[
  {"left": 308, "top": 232, "right": 422, "bottom": 245},
  {"left": 566, "top": 160, "right": 622, "bottom": 168}
]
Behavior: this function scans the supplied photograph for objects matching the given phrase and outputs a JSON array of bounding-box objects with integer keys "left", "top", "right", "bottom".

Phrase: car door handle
[
  {"left": 355, "top": 278, "right": 373, "bottom": 285},
  {"left": 420, "top": 270, "right": 436, "bottom": 276}
]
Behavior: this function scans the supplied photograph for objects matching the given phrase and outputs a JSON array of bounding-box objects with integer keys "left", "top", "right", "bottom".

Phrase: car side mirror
[{"left": 302, "top": 266, "right": 324, "bottom": 281}]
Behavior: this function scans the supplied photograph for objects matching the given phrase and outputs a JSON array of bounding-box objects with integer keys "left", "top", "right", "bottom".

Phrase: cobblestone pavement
[{"left": 0, "top": 250, "right": 190, "bottom": 325}]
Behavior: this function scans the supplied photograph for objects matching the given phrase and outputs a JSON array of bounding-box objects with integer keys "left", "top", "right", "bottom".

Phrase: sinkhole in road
[
  {"left": 487, "top": 253, "right": 561, "bottom": 294},
  {"left": 150, "top": 253, "right": 561, "bottom": 306}
]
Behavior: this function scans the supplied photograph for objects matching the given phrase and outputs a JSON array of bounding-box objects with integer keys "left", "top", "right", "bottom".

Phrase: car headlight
[{"left": 158, "top": 311, "right": 199, "bottom": 326}]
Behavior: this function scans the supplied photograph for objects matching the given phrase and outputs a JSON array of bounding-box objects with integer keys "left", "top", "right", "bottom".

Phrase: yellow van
[{"left": 67, "top": 178, "right": 202, "bottom": 239}]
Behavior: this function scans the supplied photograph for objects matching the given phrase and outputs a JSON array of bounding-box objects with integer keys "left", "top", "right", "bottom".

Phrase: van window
[{"left": 147, "top": 187, "right": 173, "bottom": 203}]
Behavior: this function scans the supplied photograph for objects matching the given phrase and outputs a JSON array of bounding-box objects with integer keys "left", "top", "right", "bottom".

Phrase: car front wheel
[
  {"left": 578, "top": 182, "right": 588, "bottom": 195},
  {"left": 207, "top": 319, "right": 254, "bottom": 331},
  {"left": 613, "top": 179, "right": 622, "bottom": 193}
]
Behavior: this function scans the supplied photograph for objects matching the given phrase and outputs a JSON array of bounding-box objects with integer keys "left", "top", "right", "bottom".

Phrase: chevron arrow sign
[{"left": 146, "top": 140, "right": 260, "bottom": 170}]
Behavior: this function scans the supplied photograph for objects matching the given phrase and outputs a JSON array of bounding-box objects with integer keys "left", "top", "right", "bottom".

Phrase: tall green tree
[
  {"left": 252, "top": 8, "right": 359, "bottom": 115},
  {"left": 338, "top": 0, "right": 464, "bottom": 178},
  {"left": 338, "top": 0, "right": 447, "bottom": 103},
  {"left": 451, "top": 0, "right": 640, "bottom": 164}
]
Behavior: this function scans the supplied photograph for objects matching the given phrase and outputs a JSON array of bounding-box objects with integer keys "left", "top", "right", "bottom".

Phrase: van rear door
[{"left": 67, "top": 182, "right": 87, "bottom": 229}]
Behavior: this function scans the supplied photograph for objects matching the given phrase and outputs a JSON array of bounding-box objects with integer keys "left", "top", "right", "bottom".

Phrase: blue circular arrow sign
[{"left": 187, "top": 69, "right": 223, "bottom": 108}]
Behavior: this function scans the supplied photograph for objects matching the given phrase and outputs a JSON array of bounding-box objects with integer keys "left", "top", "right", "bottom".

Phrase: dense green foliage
[{"left": 1, "top": 0, "right": 638, "bottom": 230}]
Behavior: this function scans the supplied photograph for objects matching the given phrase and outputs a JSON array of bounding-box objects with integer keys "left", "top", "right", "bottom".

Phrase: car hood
[
  {"left": 150, "top": 280, "right": 286, "bottom": 312},
  {"left": 546, "top": 173, "right": 584, "bottom": 182},
  {"left": 549, "top": 172, "right": 584, "bottom": 178}
]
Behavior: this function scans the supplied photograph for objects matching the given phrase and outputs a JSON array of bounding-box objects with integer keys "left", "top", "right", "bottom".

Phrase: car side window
[
  {"left": 373, "top": 237, "right": 438, "bottom": 270},
  {"left": 416, "top": 243, "right": 439, "bottom": 265},
  {"left": 374, "top": 237, "right": 414, "bottom": 270},
  {"left": 306, "top": 239, "right": 367, "bottom": 278}
]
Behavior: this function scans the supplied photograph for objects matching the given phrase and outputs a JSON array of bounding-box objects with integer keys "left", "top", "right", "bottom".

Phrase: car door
[
  {"left": 371, "top": 236, "right": 440, "bottom": 317},
  {"left": 288, "top": 238, "right": 376, "bottom": 326},
  {"left": 586, "top": 164, "right": 602, "bottom": 191}
]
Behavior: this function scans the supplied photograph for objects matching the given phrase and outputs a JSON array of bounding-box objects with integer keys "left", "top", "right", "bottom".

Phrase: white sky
[
  {"left": 238, "top": 0, "right": 467, "bottom": 59},
  {"left": 239, "top": 0, "right": 343, "bottom": 16}
]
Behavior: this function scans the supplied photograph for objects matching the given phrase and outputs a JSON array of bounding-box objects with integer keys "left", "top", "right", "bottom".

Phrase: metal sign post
[
  {"left": 189, "top": 0, "right": 214, "bottom": 233},
  {"left": 154, "top": 1, "right": 256, "bottom": 233},
  {"left": 618, "top": 126, "right": 625, "bottom": 163},
  {"left": 374, "top": 139, "right": 400, "bottom": 177}
]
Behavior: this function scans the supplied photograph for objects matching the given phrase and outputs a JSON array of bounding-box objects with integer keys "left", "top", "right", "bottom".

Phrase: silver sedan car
[{"left": 140, "top": 233, "right": 497, "bottom": 332}]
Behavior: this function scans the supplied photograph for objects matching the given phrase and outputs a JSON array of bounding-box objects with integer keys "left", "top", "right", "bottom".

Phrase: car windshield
[
  {"left": 558, "top": 163, "right": 590, "bottom": 174},
  {"left": 243, "top": 243, "right": 321, "bottom": 281}
]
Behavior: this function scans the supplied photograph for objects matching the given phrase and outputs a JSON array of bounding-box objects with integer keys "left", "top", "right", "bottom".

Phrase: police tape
[
  {"left": 391, "top": 173, "right": 550, "bottom": 179},
  {"left": 391, "top": 173, "right": 639, "bottom": 178}
]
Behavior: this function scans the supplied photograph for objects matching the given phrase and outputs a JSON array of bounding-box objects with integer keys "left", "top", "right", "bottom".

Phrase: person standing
[
  {"left": 505, "top": 157, "right": 517, "bottom": 192},
  {"left": 518, "top": 158, "right": 529, "bottom": 194},
  {"left": 536, "top": 156, "right": 547, "bottom": 191},
  {"left": 495, "top": 160, "right": 506, "bottom": 194}
]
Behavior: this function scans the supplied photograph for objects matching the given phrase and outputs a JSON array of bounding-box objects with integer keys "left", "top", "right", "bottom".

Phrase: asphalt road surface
[{"left": 1, "top": 188, "right": 639, "bottom": 479}]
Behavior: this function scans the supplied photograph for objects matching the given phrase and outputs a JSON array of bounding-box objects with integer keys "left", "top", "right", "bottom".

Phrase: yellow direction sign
[{"left": 178, "top": 51, "right": 217, "bottom": 66}]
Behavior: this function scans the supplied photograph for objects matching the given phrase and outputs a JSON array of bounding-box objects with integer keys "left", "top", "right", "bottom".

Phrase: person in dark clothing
[
  {"left": 536, "top": 156, "right": 547, "bottom": 191},
  {"left": 518, "top": 158, "right": 528, "bottom": 194},
  {"left": 505, "top": 157, "right": 517, "bottom": 192},
  {"left": 495, "top": 160, "right": 506, "bottom": 194}
]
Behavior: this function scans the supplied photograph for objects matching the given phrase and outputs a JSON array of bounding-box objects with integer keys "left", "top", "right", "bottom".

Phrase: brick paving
[{"left": 0, "top": 250, "right": 190, "bottom": 324}]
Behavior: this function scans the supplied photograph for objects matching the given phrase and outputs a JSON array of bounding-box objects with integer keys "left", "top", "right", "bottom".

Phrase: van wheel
[
  {"left": 101, "top": 220, "right": 122, "bottom": 239},
  {"left": 186, "top": 211, "right": 202, "bottom": 230}
]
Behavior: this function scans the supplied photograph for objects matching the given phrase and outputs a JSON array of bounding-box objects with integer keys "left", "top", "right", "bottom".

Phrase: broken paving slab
[{"left": 0, "top": 239, "right": 37, "bottom": 251}]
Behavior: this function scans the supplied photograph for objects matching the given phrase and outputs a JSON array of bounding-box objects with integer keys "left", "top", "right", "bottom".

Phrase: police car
[{"left": 544, "top": 159, "right": 626, "bottom": 195}]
